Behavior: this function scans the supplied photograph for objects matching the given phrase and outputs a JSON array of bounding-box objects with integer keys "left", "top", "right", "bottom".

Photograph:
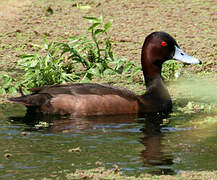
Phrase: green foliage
[
  {"left": 59, "top": 14, "right": 138, "bottom": 80},
  {"left": 162, "top": 60, "right": 183, "bottom": 81},
  {"left": 0, "top": 74, "right": 19, "bottom": 94},
  {"left": 177, "top": 101, "right": 217, "bottom": 114},
  {"left": 0, "top": 14, "right": 140, "bottom": 94},
  {"left": 18, "top": 41, "right": 78, "bottom": 88},
  {"left": 18, "top": 14, "right": 139, "bottom": 87}
]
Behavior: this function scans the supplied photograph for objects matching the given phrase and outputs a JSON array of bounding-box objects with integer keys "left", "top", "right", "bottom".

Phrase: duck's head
[{"left": 141, "top": 32, "right": 201, "bottom": 78}]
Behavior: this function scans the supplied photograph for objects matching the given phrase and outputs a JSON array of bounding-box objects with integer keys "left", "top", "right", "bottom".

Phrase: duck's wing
[
  {"left": 9, "top": 83, "right": 138, "bottom": 105},
  {"left": 8, "top": 83, "right": 140, "bottom": 116},
  {"left": 29, "top": 83, "right": 138, "bottom": 100}
]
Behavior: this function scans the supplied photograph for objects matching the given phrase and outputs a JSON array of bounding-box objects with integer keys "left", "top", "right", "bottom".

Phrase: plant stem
[{"left": 92, "top": 29, "right": 101, "bottom": 62}]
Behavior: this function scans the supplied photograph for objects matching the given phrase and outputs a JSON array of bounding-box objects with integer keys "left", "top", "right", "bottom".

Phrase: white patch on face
[{"left": 173, "top": 46, "right": 201, "bottom": 64}]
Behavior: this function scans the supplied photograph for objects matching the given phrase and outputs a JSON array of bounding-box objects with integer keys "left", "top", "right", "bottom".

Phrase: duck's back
[
  {"left": 30, "top": 83, "right": 137, "bottom": 98},
  {"left": 9, "top": 83, "right": 141, "bottom": 116}
]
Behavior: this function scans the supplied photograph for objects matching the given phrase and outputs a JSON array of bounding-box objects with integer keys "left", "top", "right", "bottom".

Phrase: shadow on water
[{"left": 0, "top": 103, "right": 217, "bottom": 179}]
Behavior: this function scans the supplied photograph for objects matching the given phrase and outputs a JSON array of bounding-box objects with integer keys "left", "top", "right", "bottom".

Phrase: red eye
[{"left": 161, "top": 41, "right": 167, "bottom": 46}]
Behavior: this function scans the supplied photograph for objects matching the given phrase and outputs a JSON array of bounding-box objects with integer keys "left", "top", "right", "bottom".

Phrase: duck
[{"left": 9, "top": 32, "right": 201, "bottom": 117}]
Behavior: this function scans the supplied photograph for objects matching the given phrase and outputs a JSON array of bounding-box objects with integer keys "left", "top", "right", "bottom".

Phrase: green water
[{"left": 0, "top": 103, "right": 216, "bottom": 179}]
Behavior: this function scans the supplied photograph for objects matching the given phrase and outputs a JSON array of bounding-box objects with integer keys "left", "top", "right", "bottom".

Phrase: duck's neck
[
  {"left": 144, "top": 75, "right": 170, "bottom": 101},
  {"left": 141, "top": 55, "right": 171, "bottom": 101}
]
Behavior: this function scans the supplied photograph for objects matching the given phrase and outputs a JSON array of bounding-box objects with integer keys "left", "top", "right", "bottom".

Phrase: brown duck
[{"left": 9, "top": 32, "right": 201, "bottom": 117}]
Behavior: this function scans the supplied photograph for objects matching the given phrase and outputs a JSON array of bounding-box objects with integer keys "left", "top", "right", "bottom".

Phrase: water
[{"left": 0, "top": 103, "right": 216, "bottom": 179}]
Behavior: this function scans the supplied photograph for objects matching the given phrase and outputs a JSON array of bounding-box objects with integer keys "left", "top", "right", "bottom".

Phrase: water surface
[{"left": 0, "top": 103, "right": 216, "bottom": 179}]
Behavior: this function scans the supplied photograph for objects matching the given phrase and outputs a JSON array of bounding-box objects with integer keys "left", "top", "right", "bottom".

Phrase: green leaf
[
  {"left": 19, "top": 54, "right": 35, "bottom": 58},
  {"left": 8, "top": 87, "right": 17, "bottom": 94},
  {"left": 19, "top": 54, "right": 35, "bottom": 61},
  {"left": 94, "top": 29, "right": 104, "bottom": 36},
  {"left": 43, "top": 55, "right": 50, "bottom": 67},
  {"left": 108, "top": 51, "right": 114, "bottom": 60},
  {"left": 0, "top": 88, "right": 6, "bottom": 94},
  {"left": 95, "top": 63, "right": 104, "bottom": 71},
  {"left": 103, "top": 68, "right": 115, "bottom": 75},
  {"left": 88, "top": 23, "right": 101, "bottom": 31},
  {"left": 87, "top": 68, "right": 100, "bottom": 77},
  {"left": 112, "top": 59, "right": 124, "bottom": 70},
  {"left": 132, "top": 66, "right": 141, "bottom": 76},
  {"left": 53, "top": 58, "right": 62, "bottom": 64},
  {"left": 80, "top": 78, "right": 90, "bottom": 83},
  {"left": 48, "top": 41, "right": 54, "bottom": 50},
  {"left": 50, "top": 45, "right": 61, "bottom": 57},
  {"left": 122, "top": 63, "right": 133, "bottom": 74},
  {"left": 68, "top": 36, "right": 81, "bottom": 44},
  {"left": 104, "top": 21, "right": 112, "bottom": 31},
  {"left": 83, "top": 16, "right": 100, "bottom": 23},
  {"left": 99, "top": 13, "right": 103, "bottom": 22},
  {"left": 2, "top": 76, "right": 12, "bottom": 88},
  {"left": 99, "top": 48, "right": 105, "bottom": 52},
  {"left": 79, "top": 5, "right": 91, "bottom": 10}
]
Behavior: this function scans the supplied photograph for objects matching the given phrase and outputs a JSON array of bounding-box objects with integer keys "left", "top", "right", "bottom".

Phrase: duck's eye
[{"left": 161, "top": 41, "right": 167, "bottom": 46}]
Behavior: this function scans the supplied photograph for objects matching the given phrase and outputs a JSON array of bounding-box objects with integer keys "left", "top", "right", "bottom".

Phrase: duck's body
[
  {"left": 12, "top": 81, "right": 171, "bottom": 116},
  {"left": 13, "top": 83, "right": 141, "bottom": 116},
  {"left": 9, "top": 32, "right": 201, "bottom": 117}
]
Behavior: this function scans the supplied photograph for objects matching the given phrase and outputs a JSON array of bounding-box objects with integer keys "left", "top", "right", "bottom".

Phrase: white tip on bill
[{"left": 173, "top": 46, "right": 202, "bottom": 64}]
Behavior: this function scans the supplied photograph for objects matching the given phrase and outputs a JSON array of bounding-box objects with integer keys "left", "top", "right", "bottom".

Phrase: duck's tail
[
  {"left": 8, "top": 93, "right": 51, "bottom": 106},
  {"left": 8, "top": 86, "right": 51, "bottom": 106}
]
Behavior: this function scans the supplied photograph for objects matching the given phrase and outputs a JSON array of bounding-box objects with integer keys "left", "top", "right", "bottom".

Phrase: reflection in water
[
  {"left": 10, "top": 113, "right": 138, "bottom": 133},
  {"left": 10, "top": 112, "right": 175, "bottom": 175},
  {"left": 137, "top": 114, "right": 175, "bottom": 175}
]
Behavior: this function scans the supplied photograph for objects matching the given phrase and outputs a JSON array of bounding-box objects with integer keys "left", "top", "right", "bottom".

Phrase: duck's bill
[{"left": 173, "top": 46, "right": 202, "bottom": 64}]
